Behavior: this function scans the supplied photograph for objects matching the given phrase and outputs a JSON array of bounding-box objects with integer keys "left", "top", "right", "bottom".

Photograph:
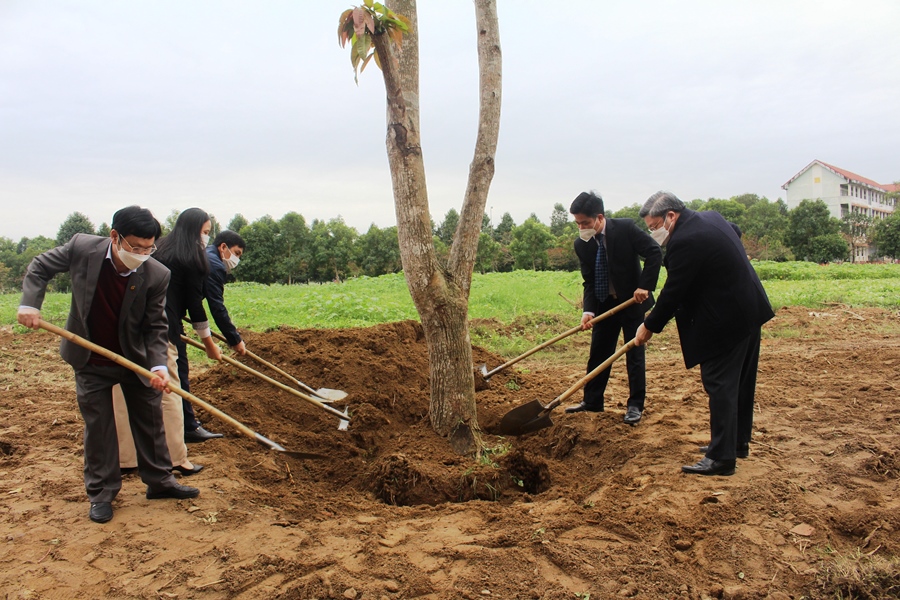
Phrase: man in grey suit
[{"left": 18, "top": 206, "right": 199, "bottom": 523}]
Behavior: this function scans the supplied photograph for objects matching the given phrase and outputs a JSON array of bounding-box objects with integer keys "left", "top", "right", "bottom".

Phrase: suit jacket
[
  {"left": 203, "top": 246, "right": 241, "bottom": 346},
  {"left": 643, "top": 209, "right": 774, "bottom": 368},
  {"left": 20, "top": 234, "right": 171, "bottom": 380},
  {"left": 574, "top": 217, "right": 662, "bottom": 319}
]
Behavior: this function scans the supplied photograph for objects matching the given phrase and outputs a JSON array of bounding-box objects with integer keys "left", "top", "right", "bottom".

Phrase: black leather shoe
[
  {"left": 120, "top": 467, "right": 138, "bottom": 476},
  {"left": 184, "top": 426, "right": 223, "bottom": 443},
  {"left": 681, "top": 457, "right": 736, "bottom": 476},
  {"left": 146, "top": 483, "right": 200, "bottom": 500},
  {"left": 89, "top": 502, "right": 113, "bottom": 523},
  {"left": 623, "top": 406, "right": 642, "bottom": 425},
  {"left": 172, "top": 464, "right": 204, "bottom": 476},
  {"left": 564, "top": 401, "right": 603, "bottom": 414},
  {"left": 699, "top": 443, "right": 749, "bottom": 459}
]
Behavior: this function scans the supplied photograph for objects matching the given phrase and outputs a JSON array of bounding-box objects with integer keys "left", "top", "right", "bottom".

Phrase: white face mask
[
  {"left": 578, "top": 228, "right": 596, "bottom": 242},
  {"left": 650, "top": 217, "right": 671, "bottom": 247},
  {"left": 201, "top": 234, "right": 210, "bottom": 246},
  {"left": 222, "top": 248, "right": 240, "bottom": 272},
  {"left": 115, "top": 240, "right": 152, "bottom": 270}
]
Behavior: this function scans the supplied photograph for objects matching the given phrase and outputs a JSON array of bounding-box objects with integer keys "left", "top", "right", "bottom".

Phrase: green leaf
[{"left": 360, "top": 51, "right": 375, "bottom": 74}]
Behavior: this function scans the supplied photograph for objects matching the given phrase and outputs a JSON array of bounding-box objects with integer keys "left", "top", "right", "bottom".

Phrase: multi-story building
[{"left": 782, "top": 160, "right": 899, "bottom": 262}]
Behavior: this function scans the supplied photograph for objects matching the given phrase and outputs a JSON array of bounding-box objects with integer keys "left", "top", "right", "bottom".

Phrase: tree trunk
[{"left": 371, "top": 0, "right": 501, "bottom": 455}]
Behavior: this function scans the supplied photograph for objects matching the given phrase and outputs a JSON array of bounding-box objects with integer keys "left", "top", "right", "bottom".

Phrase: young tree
[
  {"left": 56, "top": 212, "right": 95, "bottom": 246},
  {"left": 872, "top": 212, "right": 900, "bottom": 259},
  {"left": 701, "top": 199, "right": 746, "bottom": 225},
  {"left": 786, "top": 199, "right": 841, "bottom": 261},
  {"left": 493, "top": 212, "right": 515, "bottom": 244},
  {"left": 339, "top": 0, "right": 501, "bottom": 453},
  {"left": 357, "top": 224, "right": 402, "bottom": 276},
  {"left": 509, "top": 217, "right": 553, "bottom": 270},
  {"left": 435, "top": 208, "right": 460, "bottom": 245},
  {"left": 278, "top": 212, "right": 310, "bottom": 284},
  {"left": 807, "top": 234, "right": 849, "bottom": 264},
  {"left": 308, "top": 217, "right": 358, "bottom": 282},
  {"left": 228, "top": 214, "right": 249, "bottom": 233},
  {"left": 841, "top": 212, "right": 873, "bottom": 263},
  {"left": 236, "top": 215, "right": 281, "bottom": 283},
  {"left": 473, "top": 232, "right": 501, "bottom": 273},
  {"left": 549, "top": 203, "right": 569, "bottom": 236}
]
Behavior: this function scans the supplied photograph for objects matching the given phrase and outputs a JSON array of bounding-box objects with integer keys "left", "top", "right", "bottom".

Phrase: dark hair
[
  {"left": 569, "top": 191, "right": 605, "bottom": 218},
  {"left": 111, "top": 206, "right": 162, "bottom": 240},
  {"left": 154, "top": 208, "right": 210, "bottom": 276},
  {"left": 639, "top": 191, "right": 686, "bottom": 218},
  {"left": 213, "top": 230, "right": 246, "bottom": 250}
]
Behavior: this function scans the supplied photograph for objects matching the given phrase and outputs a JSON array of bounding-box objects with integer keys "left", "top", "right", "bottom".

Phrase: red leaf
[{"left": 352, "top": 7, "right": 368, "bottom": 38}]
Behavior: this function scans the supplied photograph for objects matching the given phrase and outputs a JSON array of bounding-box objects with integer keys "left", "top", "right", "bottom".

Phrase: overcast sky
[{"left": 2, "top": 0, "right": 899, "bottom": 241}]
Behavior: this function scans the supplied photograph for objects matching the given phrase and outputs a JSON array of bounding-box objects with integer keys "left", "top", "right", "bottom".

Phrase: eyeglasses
[
  {"left": 120, "top": 236, "right": 157, "bottom": 255},
  {"left": 647, "top": 217, "right": 666, "bottom": 232}
]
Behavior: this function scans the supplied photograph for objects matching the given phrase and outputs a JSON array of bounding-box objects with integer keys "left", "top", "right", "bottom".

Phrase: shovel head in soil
[
  {"left": 496, "top": 339, "right": 636, "bottom": 436},
  {"left": 496, "top": 399, "right": 554, "bottom": 436}
]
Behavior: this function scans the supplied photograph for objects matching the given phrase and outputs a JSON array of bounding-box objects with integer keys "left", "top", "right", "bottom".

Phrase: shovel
[
  {"left": 203, "top": 325, "right": 348, "bottom": 403},
  {"left": 496, "top": 338, "right": 637, "bottom": 436},
  {"left": 478, "top": 298, "right": 636, "bottom": 381},
  {"left": 181, "top": 335, "right": 350, "bottom": 428},
  {"left": 37, "top": 320, "right": 326, "bottom": 460}
]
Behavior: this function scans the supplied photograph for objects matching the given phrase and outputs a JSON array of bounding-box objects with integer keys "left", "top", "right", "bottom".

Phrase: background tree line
[{"left": 3, "top": 192, "right": 900, "bottom": 292}]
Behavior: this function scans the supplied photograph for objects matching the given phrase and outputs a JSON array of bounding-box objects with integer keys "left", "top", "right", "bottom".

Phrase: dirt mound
[{"left": 2, "top": 306, "right": 899, "bottom": 599}]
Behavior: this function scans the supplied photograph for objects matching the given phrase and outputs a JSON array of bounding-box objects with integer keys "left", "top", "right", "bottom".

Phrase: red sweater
[{"left": 87, "top": 258, "right": 129, "bottom": 365}]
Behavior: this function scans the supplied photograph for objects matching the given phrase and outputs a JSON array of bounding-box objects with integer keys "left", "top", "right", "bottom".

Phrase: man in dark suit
[
  {"left": 564, "top": 191, "right": 662, "bottom": 424},
  {"left": 635, "top": 191, "right": 775, "bottom": 476},
  {"left": 18, "top": 206, "right": 199, "bottom": 523},
  {"left": 203, "top": 230, "right": 247, "bottom": 356}
]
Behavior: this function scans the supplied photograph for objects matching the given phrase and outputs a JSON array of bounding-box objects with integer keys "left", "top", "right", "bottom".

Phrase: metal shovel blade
[
  {"left": 313, "top": 388, "right": 348, "bottom": 403},
  {"left": 496, "top": 399, "right": 554, "bottom": 436},
  {"left": 337, "top": 407, "right": 350, "bottom": 431},
  {"left": 477, "top": 363, "right": 489, "bottom": 378}
]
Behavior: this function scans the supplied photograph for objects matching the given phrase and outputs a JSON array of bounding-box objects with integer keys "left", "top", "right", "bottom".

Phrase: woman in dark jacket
[{"left": 115, "top": 208, "right": 221, "bottom": 475}]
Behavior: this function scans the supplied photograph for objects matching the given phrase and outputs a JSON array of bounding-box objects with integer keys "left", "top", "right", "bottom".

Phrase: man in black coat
[
  {"left": 203, "top": 230, "right": 246, "bottom": 355},
  {"left": 635, "top": 191, "right": 775, "bottom": 476},
  {"left": 564, "top": 192, "right": 662, "bottom": 424}
]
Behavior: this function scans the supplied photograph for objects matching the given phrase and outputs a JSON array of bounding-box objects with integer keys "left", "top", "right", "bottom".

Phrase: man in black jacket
[
  {"left": 635, "top": 191, "right": 775, "bottom": 476},
  {"left": 203, "top": 230, "right": 246, "bottom": 355},
  {"left": 564, "top": 192, "right": 662, "bottom": 424}
]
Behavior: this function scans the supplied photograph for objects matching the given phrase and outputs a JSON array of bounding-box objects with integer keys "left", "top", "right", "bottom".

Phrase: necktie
[{"left": 594, "top": 234, "right": 609, "bottom": 299}]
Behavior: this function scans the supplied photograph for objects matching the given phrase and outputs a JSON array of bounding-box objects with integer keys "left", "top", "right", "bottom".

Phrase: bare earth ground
[{"left": 1, "top": 306, "right": 899, "bottom": 599}]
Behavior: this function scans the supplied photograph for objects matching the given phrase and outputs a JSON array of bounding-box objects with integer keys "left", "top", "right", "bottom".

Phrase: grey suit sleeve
[{"left": 20, "top": 238, "right": 75, "bottom": 310}]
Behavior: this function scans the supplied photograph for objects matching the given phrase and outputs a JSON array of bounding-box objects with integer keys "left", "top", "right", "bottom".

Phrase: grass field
[{"left": 4, "top": 262, "right": 900, "bottom": 339}]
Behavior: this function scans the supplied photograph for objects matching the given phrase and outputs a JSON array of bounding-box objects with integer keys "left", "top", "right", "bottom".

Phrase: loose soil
[{"left": 1, "top": 306, "right": 899, "bottom": 599}]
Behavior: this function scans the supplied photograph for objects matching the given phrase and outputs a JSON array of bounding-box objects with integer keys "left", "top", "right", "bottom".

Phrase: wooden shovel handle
[
  {"left": 484, "top": 297, "right": 637, "bottom": 379},
  {"left": 38, "top": 320, "right": 288, "bottom": 452},
  {"left": 180, "top": 335, "right": 349, "bottom": 422},
  {"left": 545, "top": 338, "right": 637, "bottom": 412}
]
